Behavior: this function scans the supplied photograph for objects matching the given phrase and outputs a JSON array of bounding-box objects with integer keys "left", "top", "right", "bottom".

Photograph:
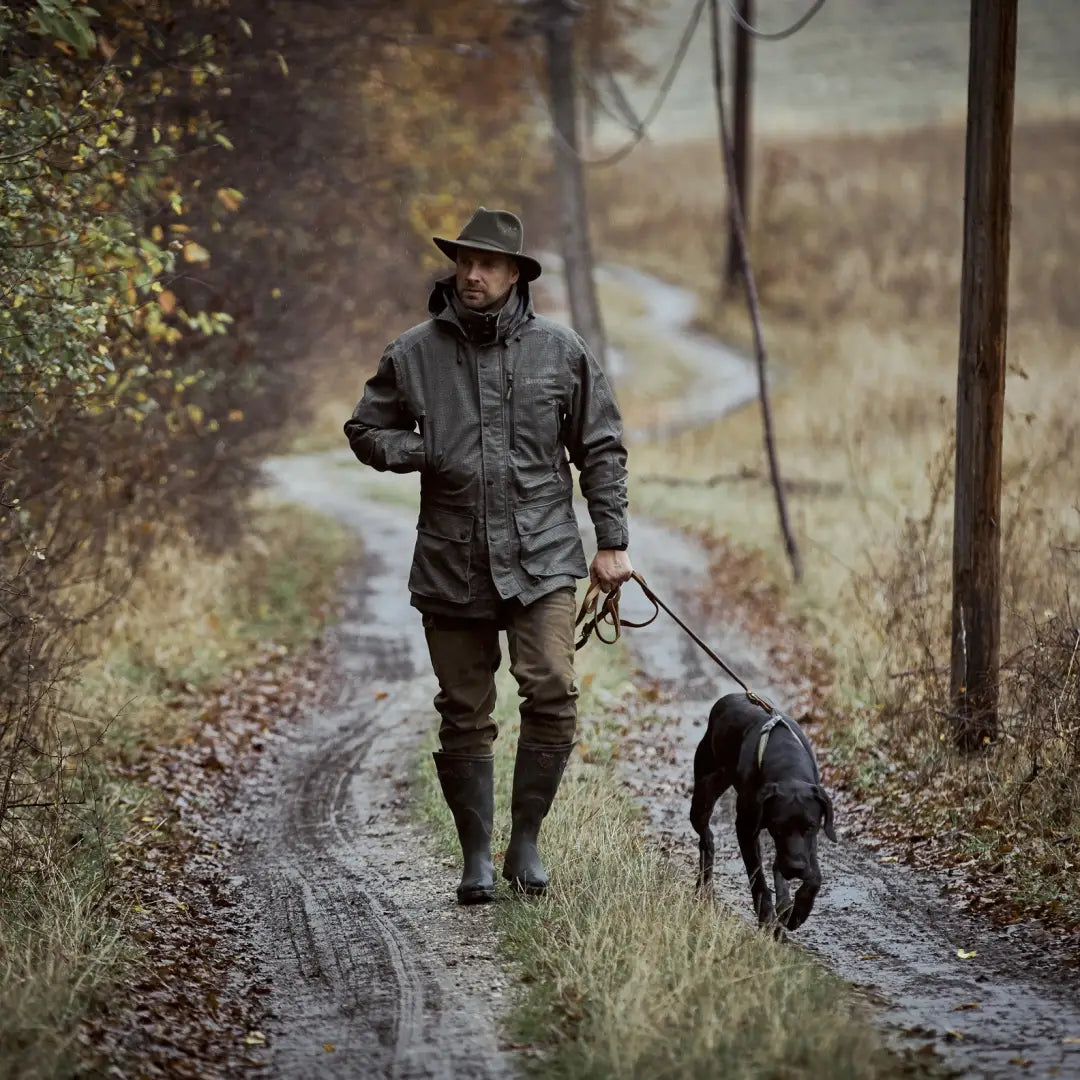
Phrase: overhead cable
[
  {"left": 722, "top": 0, "right": 827, "bottom": 41},
  {"left": 528, "top": 0, "right": 707, "bottom": 168}
]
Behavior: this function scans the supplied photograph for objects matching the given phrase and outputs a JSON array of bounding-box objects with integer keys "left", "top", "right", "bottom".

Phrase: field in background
[
  {"left": 592, "top": 0, "right": 1080, "bottom": 143},
  {"left": 591, "top": 119, "right": 1080, "bottom": 926}
]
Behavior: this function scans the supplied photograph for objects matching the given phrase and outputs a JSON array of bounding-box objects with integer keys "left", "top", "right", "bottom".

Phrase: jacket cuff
[{"left": 595, "top": 527, "right": 629, "bottom": 552}]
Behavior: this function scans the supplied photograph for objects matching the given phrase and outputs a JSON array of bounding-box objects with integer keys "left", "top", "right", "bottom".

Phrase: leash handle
[
  {"left": 574, "top": 570, "right": 774, "bottom": 715},
  {"left": 574, "top": 574, "right": 658, "bottom": 651}
]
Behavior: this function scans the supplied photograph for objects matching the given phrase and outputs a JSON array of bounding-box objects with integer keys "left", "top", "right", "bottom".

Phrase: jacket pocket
[
  {"left": 514, "top": 498, "right": 588, "bottom": 579},
  {"left": 408, "top": 505, "right": 474, "bottom": 602}
]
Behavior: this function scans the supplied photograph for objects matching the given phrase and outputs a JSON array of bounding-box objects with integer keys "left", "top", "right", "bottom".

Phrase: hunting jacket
[{"left": 344, "top": 278, "right": 629, "bottom": 616}]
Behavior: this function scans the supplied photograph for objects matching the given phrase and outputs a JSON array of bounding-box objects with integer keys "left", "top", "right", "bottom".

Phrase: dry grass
[
  {"left": 77, "top": 503, "right": 354, "bottom": 743},
  {"left": 0, "top": 503, "right": 357, "bottom": 1079},
  {"left": 417, "top": 627, "right": 904, "bottom": 1080},
  {"left": 589, "top": 119, "right": 1080, "bottom": 920}
]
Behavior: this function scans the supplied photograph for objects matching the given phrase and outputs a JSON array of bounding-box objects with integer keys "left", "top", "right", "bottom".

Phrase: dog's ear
[{"left": 814, "top": 785, "right": 837, "bottom": 842}]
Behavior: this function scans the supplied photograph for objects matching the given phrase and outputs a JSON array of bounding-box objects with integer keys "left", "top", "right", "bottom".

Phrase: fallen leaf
[
  {"left": 952, "top": 1001, "right": 981, "bottom": 1011},
  {"left": 956, "top": 948, "right": 978, "bottom": 960},
  {"left": 323, "top": 1043, "right": 335, "bottom": 1053},
  {"left": 243, "top": 1031, "right": 266, "bottom": 1045},
  {"left": 375, "top": 690, "right": 389, "bottom": 701}
]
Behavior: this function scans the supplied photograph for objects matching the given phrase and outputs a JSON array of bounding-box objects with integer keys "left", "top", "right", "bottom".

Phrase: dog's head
[{"left": 758, "top": 779, "right": 836, "bottom": 879}]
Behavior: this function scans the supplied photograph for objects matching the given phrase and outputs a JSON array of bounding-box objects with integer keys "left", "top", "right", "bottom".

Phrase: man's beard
[{"left": 458, "top": 285, "right": 512, "bottom": 312}]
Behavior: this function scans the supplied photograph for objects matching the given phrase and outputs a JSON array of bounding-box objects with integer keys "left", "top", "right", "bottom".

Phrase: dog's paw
[{"left": 783, "top": 908, "right": 806, "bottom": 932}]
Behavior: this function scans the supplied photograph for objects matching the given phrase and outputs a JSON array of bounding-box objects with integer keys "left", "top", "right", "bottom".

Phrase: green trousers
[{"left": 422, "top": 587, "right": 577, "bottom": 754}]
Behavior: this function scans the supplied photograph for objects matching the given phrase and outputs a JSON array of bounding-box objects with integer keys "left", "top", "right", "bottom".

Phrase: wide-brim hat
[{"left": 433, "top": 206, "right": 542, "bottom": 282}]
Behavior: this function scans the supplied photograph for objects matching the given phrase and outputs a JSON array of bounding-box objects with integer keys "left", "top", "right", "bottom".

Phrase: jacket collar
[{"left": 428, "top": 277, "right": 534, "bottom": 346}]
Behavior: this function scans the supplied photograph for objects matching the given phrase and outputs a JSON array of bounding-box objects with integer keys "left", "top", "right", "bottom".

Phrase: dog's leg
[
  {"left": 773, "top": 865, "right": 792, "bottom": 924},
  {"left": 785, "top": 863, "right": 821, "bottom": 931},
  {"left": 690, "top": 737, "right": 726, "bottom": 895},
  {"left": 690, "top": 777, "right": 721, "bottom": 894},
  {"left": 735, "top": 796, "right": 773, "bottom": 926}
]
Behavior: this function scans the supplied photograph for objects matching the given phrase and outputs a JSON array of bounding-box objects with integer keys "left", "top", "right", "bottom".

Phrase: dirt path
[
  {"left": 254, "top": 447, "right": 1080, "bottom": 1080},
  {"left": 586, "top": 266, "right": 1080, "bottom": 1077},
  {"left": 241, "top": 263, "right": 1080, "bottom": 1079},
  {"left": 233, "top": 457, "right": 517, "bottom": 1079},
  {"left": 617, "top": 514, "right": 1080, "bottom": 1080}
]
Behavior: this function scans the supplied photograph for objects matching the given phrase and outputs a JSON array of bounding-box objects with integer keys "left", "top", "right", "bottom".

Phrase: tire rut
[
  {"left": 231, "top": 460, "right": 517, "bottom": 1080},
  {"left": 620, "top": 516, "right": 1080, "bottom": 1080}
]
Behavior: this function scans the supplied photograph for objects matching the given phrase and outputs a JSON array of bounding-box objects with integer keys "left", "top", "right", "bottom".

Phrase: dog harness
[{"left": 756, "top": 712, "right": 796, "bottom": 770}]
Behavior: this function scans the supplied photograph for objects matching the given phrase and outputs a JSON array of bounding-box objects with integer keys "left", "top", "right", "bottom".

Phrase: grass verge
[
  {"left": 416, "top": 627, "right": 907, "bottom": 1080},
  {"left": 0, "top": 501, "right": 357, "bottom": 1080}
]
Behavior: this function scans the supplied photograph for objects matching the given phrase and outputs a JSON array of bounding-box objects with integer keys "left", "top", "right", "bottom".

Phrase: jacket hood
[{"left": 428, "top": 276, "right": 534, "bottom": 344}]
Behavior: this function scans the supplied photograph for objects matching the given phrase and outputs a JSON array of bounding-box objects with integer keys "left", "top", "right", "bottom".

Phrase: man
[{"left": 344, "top": 207, "right": 632, "bottom": 904}]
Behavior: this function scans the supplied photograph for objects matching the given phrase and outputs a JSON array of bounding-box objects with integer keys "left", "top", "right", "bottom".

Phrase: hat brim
[{"left": 433, "top": 236, "right": 542, "bottom": 281}]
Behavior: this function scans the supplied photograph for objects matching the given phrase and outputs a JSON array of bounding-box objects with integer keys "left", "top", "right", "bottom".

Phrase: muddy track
[
  {"left": 255, "top": 451, "right": 1080, "bottom": 1080},
  {"left": 615, "top": 515, "right": 1080, "bottom": 1079},
  {"left": 238, "top": 260, "right": 1080, "bottom": 1078},
  {"left": 232, "top": 462, "right": 517, "bottom": 1080}
]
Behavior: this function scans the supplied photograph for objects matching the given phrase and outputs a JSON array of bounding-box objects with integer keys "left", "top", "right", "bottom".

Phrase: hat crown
[
  {"left": 456, "top": 207, "right": 524, "bottom": 256},
  {"left": 432, "top": 206, "right": 542, "bottom": 280}
]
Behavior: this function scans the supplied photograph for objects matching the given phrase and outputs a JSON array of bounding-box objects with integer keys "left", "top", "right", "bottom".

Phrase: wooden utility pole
[
  {"left": 950, "top": 0, "right": 1018, "bottom": 751},
  {"left": 708, "top": 0, "right": 802, "bottom": 582},
  {"left": 544, "top": 0, "right": 608, "bottom": 369},
  {"left": 725, "top": 0, "right": 753, "bottom": 288}
]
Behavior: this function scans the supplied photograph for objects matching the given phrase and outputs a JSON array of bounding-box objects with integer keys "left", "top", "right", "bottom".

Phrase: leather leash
[{"left": 575, "top": 570, "right": 775, "bottom": 716}]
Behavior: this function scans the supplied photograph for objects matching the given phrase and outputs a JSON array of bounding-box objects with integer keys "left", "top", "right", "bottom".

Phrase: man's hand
[{"left": 590, "top": 549, "right": 633, "bottom": 593}]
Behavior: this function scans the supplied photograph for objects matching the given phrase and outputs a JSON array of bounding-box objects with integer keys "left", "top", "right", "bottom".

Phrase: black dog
[{"left": 690, "top": 692, "right": 836, "bottom": 932}]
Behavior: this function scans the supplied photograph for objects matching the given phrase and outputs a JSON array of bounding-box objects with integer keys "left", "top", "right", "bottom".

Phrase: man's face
[{"left": 455, "top": 248, "right": 520, "bottom": 310}]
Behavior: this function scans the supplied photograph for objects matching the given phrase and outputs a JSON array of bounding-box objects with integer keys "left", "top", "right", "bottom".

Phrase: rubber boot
[
  {"left": 432, "top": 752, "right": 496, "bottom": 905},
  {"left": 502, "top": 741, "right": 574, "bottom": 895}
]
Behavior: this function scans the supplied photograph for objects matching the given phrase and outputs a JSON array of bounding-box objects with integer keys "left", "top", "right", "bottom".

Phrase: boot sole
[{"left": 457, "top": 887, "right": 496, "bottom": 905}]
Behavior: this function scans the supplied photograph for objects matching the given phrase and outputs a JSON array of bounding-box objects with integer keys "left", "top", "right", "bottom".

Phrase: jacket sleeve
[
  {"left": 343, "top": 346, "right": 425, "bottom": 473},
  {"left": 566, "top": 337, "right": 630, "bottom": 550}
]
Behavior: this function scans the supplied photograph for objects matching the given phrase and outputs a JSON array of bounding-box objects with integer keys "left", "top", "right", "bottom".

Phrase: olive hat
[{"left": 433, "top": 206, "right": 542, "bottom": 281}]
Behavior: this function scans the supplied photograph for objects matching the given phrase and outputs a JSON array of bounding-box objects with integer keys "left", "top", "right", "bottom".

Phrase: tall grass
[{"left": 0, "top": 503, "right": 356, "bottom": 1079}]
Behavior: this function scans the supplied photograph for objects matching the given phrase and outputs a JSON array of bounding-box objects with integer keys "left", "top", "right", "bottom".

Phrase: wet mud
[
  {"left": 233, "top": 456, "right": 517, "bottom": 1080},
  {"left": 241, "top": 261, "right": 1080, "bottom": 1079},
  {"left": 618, "top": 514, "right": 1080, "bottom": 1080}
]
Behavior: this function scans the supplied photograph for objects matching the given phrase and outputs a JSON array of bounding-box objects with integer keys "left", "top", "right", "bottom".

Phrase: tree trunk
[
  {"left": 950, "top": 0, "right": 1018, "bottom": 751},
  {"left": 545, "top": 3, "right": 607, "bottom": 368},
  {"left": 725, "top": 0, "right": 753, "bottom": 289}
]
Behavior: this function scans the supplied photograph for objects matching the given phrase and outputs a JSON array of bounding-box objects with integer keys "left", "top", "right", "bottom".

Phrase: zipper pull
[{"left": 506, "top": 373, "right": 513, "bottom": 401}]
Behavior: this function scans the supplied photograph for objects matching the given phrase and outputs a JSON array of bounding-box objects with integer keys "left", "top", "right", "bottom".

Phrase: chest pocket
[{"left": 511, "top": 370, "right": 567, "bottom": 467}]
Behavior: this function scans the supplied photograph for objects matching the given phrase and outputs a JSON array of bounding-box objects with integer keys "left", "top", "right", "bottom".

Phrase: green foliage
[
  {"left": 0, "top": 1, "right": 235, "bottom": 438},
  {"left": 0, "top": 0, "right": 242, "bottom": 883}
]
